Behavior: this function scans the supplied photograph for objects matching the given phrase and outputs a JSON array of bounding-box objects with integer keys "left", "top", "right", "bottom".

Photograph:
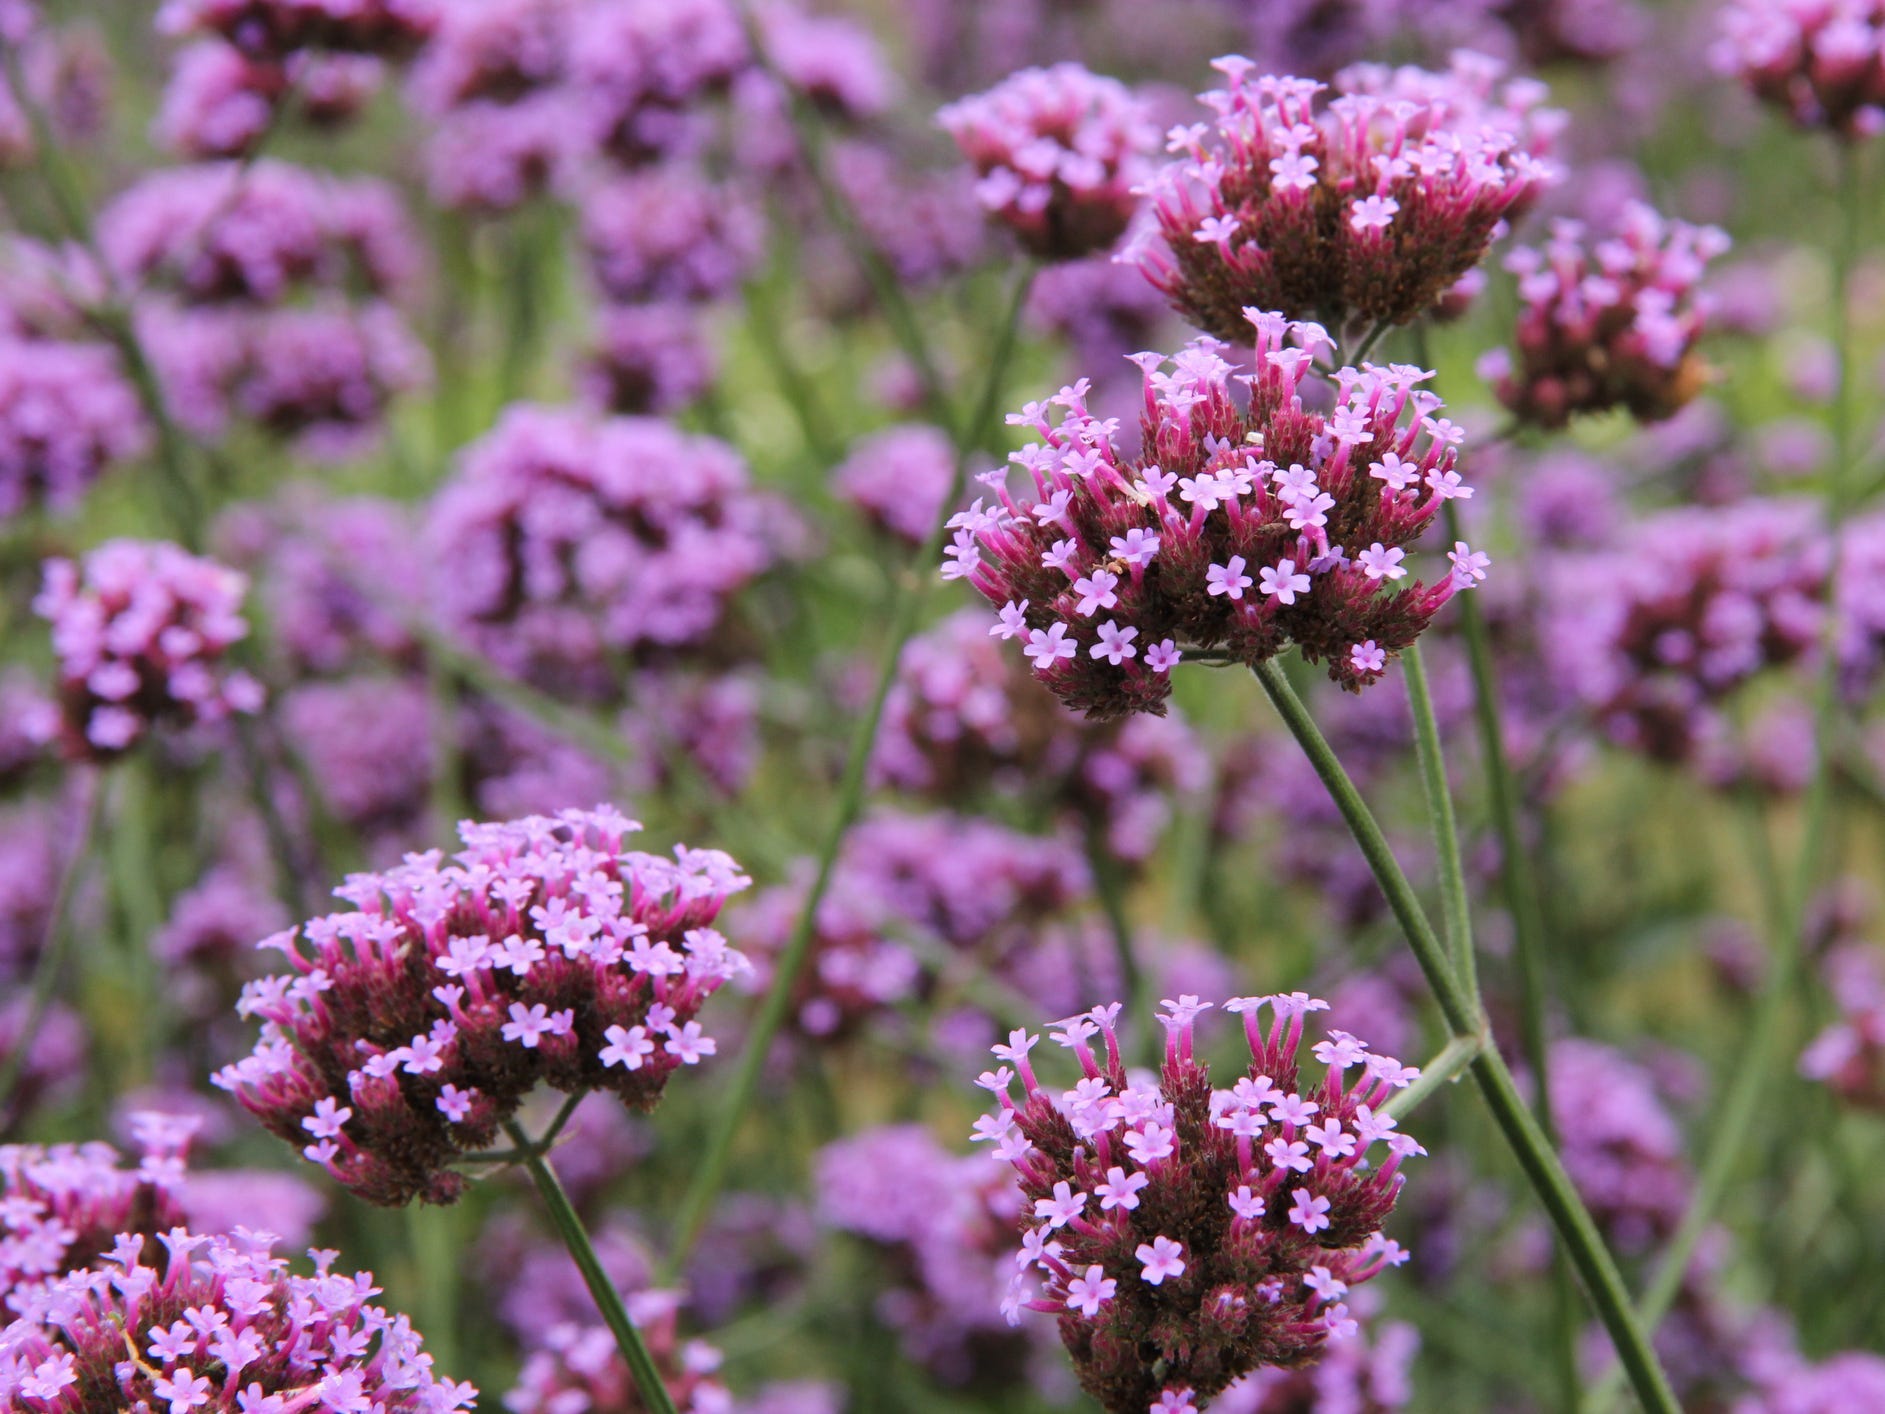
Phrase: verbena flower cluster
[
  {"left": 938, "top": 62, "right": 1156, "bottom": 262},
  {"left": 0, "top": 1117, "right": 193, "bottom": 1313},
  {"left": 872, "top": 609, "right": 1208, "bottom": 862},
  {"left": 157, "top": 0, "right": 440, "bottom": 61},
  {"left": 31, "top": 539, "right": 263, "bottom": 761},
  {"left": 1481, "top": 201, "right": 1731, "bottom": 430},
  {"left": 0, "top": 338, "right": 149, "bottom": 521},
  {"left": 975, "top": 994, "right": 1420, "bottom": 1412},
  {"left": 1132, "top": 52, "right": 1560, "bottom": 341},
  {"left": 214, "top": 806, "right": 751, "bottom": 1206},
  {"left": 425, "top": 403, "right": 776, "bottom": 700},
  {"left": 947, "top": 313, "right": 1485, "bottom": 718},
  {"left": 1713, "top": 0, "right": 1885, "bottom": 137},
  {"left": 834, "top": 424, "right": 958, "bottom": 546},
  {"left": 0, "top": 1229, "right": 475, "bottom": 1413},
  {"left": 1541, "top": 500, "right": 1826, "bottom": 762},
  {"left": 1212, "top": 1296, "right": 1417, "bottom": 1412},
  {"left": 100, "top": 160, "right": 417, "bottom": 307}
]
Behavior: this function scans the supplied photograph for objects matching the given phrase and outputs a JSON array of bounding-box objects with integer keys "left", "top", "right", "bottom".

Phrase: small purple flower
[
  {"left": 938, "top": 62, "right": 1156, "bottom": 261},
  {"left": 157, "top": 0, "right": 440, "bottom": 61},
  {"left": 215, "top": 805, "right": 751, "bottom": 1206},
  {"left": 979, "top": 993, "right": 1419, "bottom": 1409}
]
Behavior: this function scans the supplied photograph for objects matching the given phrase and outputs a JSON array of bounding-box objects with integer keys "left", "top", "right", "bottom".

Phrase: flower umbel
[
  {"left": 939, "top": 62, "right": 1156, "bottom": 262},
  {"left": 948, "top": 312, "right": 1483, "bottom": 718},
  {"left": 1133, "top": 52, "right": 1560, "bottom": 341},
  {"left": 976, "top": 993, "right": 1420, "bottom": 1412},
  {"left": 214, "top": 805, "right": 751, "bottom": 1206}
]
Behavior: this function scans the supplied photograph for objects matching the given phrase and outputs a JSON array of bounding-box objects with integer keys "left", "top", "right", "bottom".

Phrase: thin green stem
[
  {"left": 504, "top": 1120, "right": 680, "bottom": 1414},
  {"left": 1085, "top": 830, "right": 1147, "bottom": 1065},
  {"left": 665, "top": 264, "right": 1035, "bottom": 1273},
  {"left": 0, "top": 773, "right": 102, "bottom": 1130},
  {"left": 1403, "top": 642, "right": 1473, "bottom": 996},
  {"left": 1349, "top": 319, "right": 1394, "bottom": 366},
  {"left": 1382, "top": 1033, "right": 1484, "bottom": 1120},
  {"left": 1251, "top": 658, "right": 1681, "bottom": 1414},
  {"left": 1444, "top": 504, "right": 1554, "bottom": 1130}
]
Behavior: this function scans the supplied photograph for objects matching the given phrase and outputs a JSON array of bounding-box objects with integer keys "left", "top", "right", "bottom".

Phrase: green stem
[
  {"left": 1251, "top": 658, "right": 1681, "bottom": 1414},
  {"left": 0, "top": 773, "right": 102, "bottom": 1129},
  {"left": 1382, "top": 1033, "right": 1484, "bottom": 1120},
  {"left": 1444, "top": 503, "right": 1554, "bottom": 1128},
  {"left": 1403, "top": 642, "right": 1473, "bottom": 995},
  {"left": 504, "top": 1119, "right": 680, "bottom": 1414},
  {"left": 1349, "top": 319, "right": 1394, "bottom": 366},
  {"left": 665, "top": 264, "right": 1034, "bottom": 1274},
  {"left": 1085, "top": 830, "right": 1147, "bottom": 1065}
]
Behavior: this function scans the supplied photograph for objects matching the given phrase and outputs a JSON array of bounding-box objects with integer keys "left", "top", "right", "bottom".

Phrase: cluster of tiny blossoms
[
  {"left": 32, "top": 540, "right": 263, "bottom": 761},
  {"left": 1713, "top": 0, "right": 1885, "bottom": 137},
  {"left": 1801, "top": 944, "right": 1885, "bottom": 1110},
  {"left": 947, "top": 313, "right": 1485, "bottom": 718},
  {"left": 0, "top": 1115, "right": 195, "bottom": 1314},
  {"left": 1133, "top": 53, "right": 1559, "bottom": 342},
  {"left": 214, "top": 806, "right": 751, "bottom": 1207},
  {"left": 0, "top": 1229, "right": 473, "bottom": 1413},
  {"left": 0, "top": 339, "right": 149, "bottom": 521},
  {"left": 976, "top": 994, "right": 1420, "bottom": 1412},
  {"left": 1481, "top": 202, "right": 1731, "bottom": 431},
  {"left": 156, "top": 0, "right": 440, "bottom": 61},
  {"left": 938, "top": 63, "right": 1156, "bottom": 262},
  {"left": 425, "top": 403, "right": 775, "bottom": 700}
]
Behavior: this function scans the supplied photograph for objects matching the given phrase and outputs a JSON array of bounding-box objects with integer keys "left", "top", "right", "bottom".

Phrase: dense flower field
[{"left": 2, "top": 1, "right": 1884, "bottom": 1410}]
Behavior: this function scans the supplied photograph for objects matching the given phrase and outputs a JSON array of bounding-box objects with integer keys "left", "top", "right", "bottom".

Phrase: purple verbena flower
[
  {"left": 0, "top": 1229, "right": 475, "bottom": 1412},
  {"left": 0, "top": 337, "right": 149, "bottom": 521},
  {"left": 579, "top": 166, "right": 761, "bottom": 305},
  {"left": 979, "top": 993, "right": 1420, "bottom": 1411},
  {"left": 1134, "top": 52, "right": 1560, "bottom": 341},
  {"left": 834, "top": 424, "right": 959, "bottom": 546},
  {"left": 31, "top": 540, "right": 263, "bottom": 762},
  {"left": 506, "top": 1295, "right": 728, "bottom": 1414},
  {"left": 950, "top": 316, "right": 1483, "bottom": 717},
  {"left": 1480, "top": 201, "right": 1731, "bottom": 430},
  {"left": 578, "top": 303, "right": 718, "bottom": 417},
  {"left": 214, "top": 806, "right": 751, "bottom": 1206},
  {"left": 1713, "top": 0, "right": 1885, "bottom": 138},
  {"left": 154, "top": 42, "right": 380, "bottom": 158},
  {"left": 939, "top": 63, "right": 1156, "bottom": 262}
]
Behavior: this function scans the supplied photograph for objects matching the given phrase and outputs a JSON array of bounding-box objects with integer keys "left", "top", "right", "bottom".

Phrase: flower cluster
[
  {"left": 873, "top": 610, "right": 1208, "bottom": 861},
  {"left": 153, "top": 866, "right": 290, "bottom": 1026},
  {"left": 31, "top": 540, "right": 263, "bottom": 761},
  {"left": 579, "top": 303, "right": 719, "bottom": 417},
  {"left": 99, "top": 161, "right": 418, "bottom": 307},
  {"left": 1133, "top": 52, "right": 1559, "bottom": 341},
  {"left": 0, "top": 1229, "right": 474, "bottom": 1412},
  {"left": 737, "top": 811, "right": 1089, "bottom": 1043},
  {"left": 0, "top": 337, "right": 149, "bottom": 521},
  {"left": 1801, "top": 944, "right": 1885, "bottom": 1109},
  {"left": 279, "top": 675, "right": 434, "bottom": 846},
  {"left": 976, "top": 993, "right": 1420, "bottom": 1411},
  {"left": 834, "top": 424, "right": 959, "bottom": 546},
  {"left": 506, "top": 1292, "right": 729, "bottom": 1414},
  {"left": 816, "top": 1124, "right": 1043, "bottom": 1386},
  {"left": 214, "top": 806, "right": 751, "bottom": 1206},
  {"left": 157, "top": 0, "right": 440, "bottom": 61},
  {"left": 565, "top": 0, "right": 748, "bottom": 167},
  {"left": 1540, "top": 500, "right": 1824, "bottom": 762},
  {"left": 0, "top": 1116, "right": 194, "bottom": 1313},
  {"left": 938, "top": 63, "right": 1156, "bottom": 261},
  {"left": 1481, "top": 202, "right": 1731, "bottom": 430},
  {"left": 425, "top": 403, "right": 776, "bottom": 700},
  {"left": 580, "top": 166, "right": 762, "bottom": 306},
  {"left": 1212, "top": 1296, "right": 1417, "bottom": 1412},
  {"left": 1713, "top": 0, "right": 1885, "bottom": 138},
  {"left": 155, "top": 42, "right": 381, "bottom": 158},
  {"left": 947, "top": 313, "right": 1485, "bottom": 719}
]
